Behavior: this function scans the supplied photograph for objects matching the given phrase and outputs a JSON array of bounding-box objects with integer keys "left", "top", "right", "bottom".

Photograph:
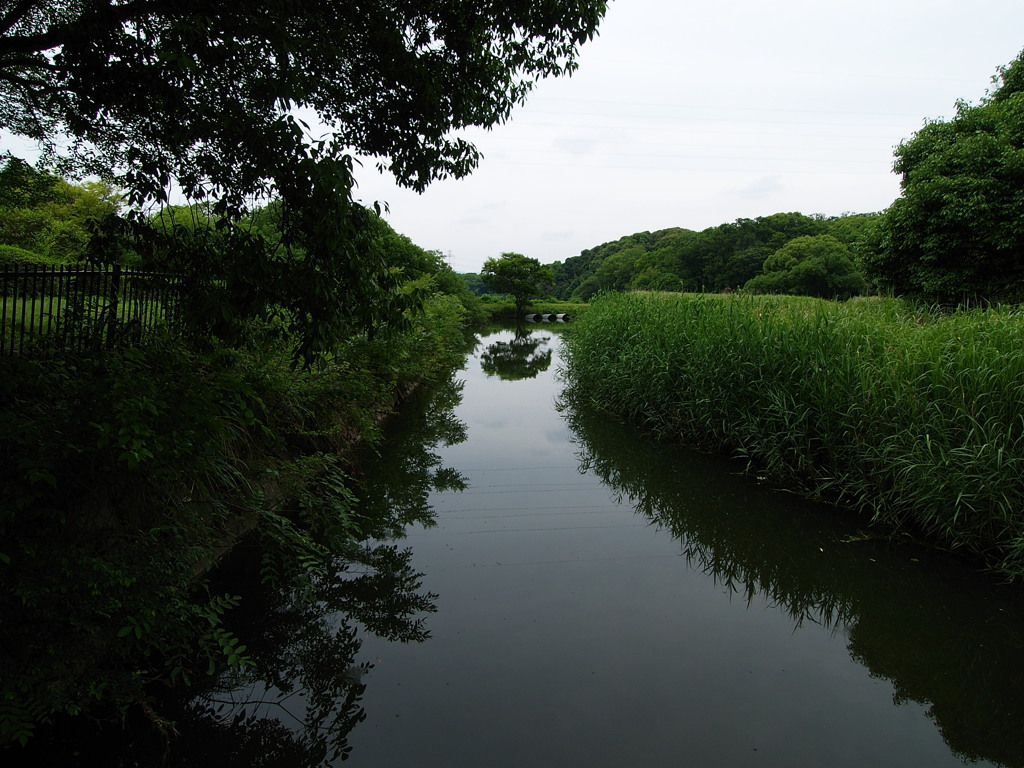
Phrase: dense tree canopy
[
  {"left": 1, "top": 0, "right": 607, "bottom": 202},
  {"left": 481, "top": 251, "right": 553, "bottom": 314},
  {"left": 0, "top": 0, "right": 607, "bottom": 359},
  {"left": 457, "top": 272, "right": 487, "bottom": 296},
  {"left": 866, "top": 51, "right": 1024, "bottom": 303},
  {"left": 548, "top": 213, "right": 878, "bottom": 300},
  {"left": 0, "top": 155, "right": 122, "bottom": 264},
  {"left": 744, "top": 234, "right": 865, "bottom": 299}
]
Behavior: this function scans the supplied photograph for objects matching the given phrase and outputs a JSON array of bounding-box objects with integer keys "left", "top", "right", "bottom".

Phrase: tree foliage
[
  {"left": 1, "top": 0, "right": 606, "bottom": 200},
  {"left": 481, "top": 251, "right": 553, "bottom": 314},
  {"left": 866, "top": 51, "right": 1024, "bottom": 303},
  {"left": 363, "top": 213, "right": 484, "bottom": 324},
  {"left": 548, "top": 213, "right": 881, "bottom": 300},
  {"left": 744, "top": 234, "right": 866, "bottom": 299},
  {"left": 0, "top": 155, "right": 123, "bottom": 264},
  {"left": 457, "top": 272, "right": 487, "bottom": 296},
  {"left": 0, "top": 0, "right": 607, "bottom": 360}
]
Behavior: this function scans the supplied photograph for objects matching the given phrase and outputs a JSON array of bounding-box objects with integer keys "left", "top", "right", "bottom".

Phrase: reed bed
[{"left": 560, "top": 292, "right": 1024, "bottom": 578}]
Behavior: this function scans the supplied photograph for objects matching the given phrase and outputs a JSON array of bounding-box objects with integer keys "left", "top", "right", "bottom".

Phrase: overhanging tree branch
[
  {"left": 0, "top": 0, "right": 42, "bottom": 36},
  {"left": 0, "top": 0, "right": 609, "bottom": 361},
  {"left": 0, "top": 0, "right": 159, "bottom": 56}
]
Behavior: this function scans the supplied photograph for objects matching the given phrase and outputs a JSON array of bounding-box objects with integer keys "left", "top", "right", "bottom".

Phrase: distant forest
[{"left": 462, "top": 211, "right": 881, "bottom": 301}]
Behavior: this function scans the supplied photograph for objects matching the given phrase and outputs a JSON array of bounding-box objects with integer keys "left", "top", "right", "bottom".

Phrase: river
[
  {"left": 20, "top": 323, "right": 1024, "bottom": 767},
  {"left": 340, "top": 324, "right": 1024, "bottom": 767}
]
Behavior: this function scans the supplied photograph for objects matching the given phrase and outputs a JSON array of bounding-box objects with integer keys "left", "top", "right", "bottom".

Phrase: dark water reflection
[
  {"left": 18, "top": 326, "right": 1023, "bottom": 766},
  {"left": 563, "top": 399, "right": 1024, "bottom": 767},
  {"left": 479, "top": 325, "right": 554, "bottom": 380},
  {"left": 12, "top": 369, "right": 468, "bottom": 767},
  {"left": 171, "top": 370, "right": 473, "bottom": 765},
  {"left": 344, "top": 326, "right": 1024, "bottom": 768}
]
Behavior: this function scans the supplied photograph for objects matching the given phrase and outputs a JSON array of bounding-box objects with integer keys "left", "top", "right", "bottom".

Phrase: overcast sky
[
  {"left": 351, "top": 0, "right": 1024, "bottom": 273},
  {"left": 4, "top": 1, "right": 1022, "bottom": 274}
]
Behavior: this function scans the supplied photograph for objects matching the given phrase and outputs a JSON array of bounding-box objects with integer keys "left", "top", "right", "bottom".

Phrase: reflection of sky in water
[{"left": 346, "top": 327, "right": 1009, "bottom": 768}]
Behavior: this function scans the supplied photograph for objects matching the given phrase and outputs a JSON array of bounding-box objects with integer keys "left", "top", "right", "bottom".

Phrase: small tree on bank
[{"left": 481, "top": 252, "right": 553, "bottom": 315}]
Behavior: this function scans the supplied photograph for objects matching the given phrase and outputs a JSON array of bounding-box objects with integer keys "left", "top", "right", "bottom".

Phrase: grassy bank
[
  {"left": 561, "top": 292, "right": 1024, "bottom": 578},
  {"left": 479, "top": 299, "right": 586, "bottom": 322},
  {"left": 0, "top": 292, "right": 471, "bottom": 744}
]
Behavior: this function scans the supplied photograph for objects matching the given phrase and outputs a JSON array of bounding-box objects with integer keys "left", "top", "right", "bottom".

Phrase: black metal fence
[{"left": 0, "top": 264, "right": 182, "bottom": 356}]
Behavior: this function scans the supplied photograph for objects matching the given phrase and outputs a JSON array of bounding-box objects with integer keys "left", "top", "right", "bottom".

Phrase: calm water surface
[
  {"left": 29, "top": 324, "right": 1021, "bottom": 767},
  {"left": 342, "top": 326, "right": 1024, "bottom": 767}
]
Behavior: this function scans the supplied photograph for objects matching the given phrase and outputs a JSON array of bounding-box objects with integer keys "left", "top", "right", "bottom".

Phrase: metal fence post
[{"left": 105, "top": 264, "right": 121, "bottom": 349}]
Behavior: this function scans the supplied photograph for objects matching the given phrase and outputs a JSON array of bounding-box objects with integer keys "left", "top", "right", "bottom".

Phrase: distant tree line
[
  {"left": 538, "top": 211, "right": 879, "bottom": 302},
  {"left": 0, "top": 156, "right": 123, "bottom": 267},
  {"left": 472, "top": 49, "right": 1024, "bottom": 307}
]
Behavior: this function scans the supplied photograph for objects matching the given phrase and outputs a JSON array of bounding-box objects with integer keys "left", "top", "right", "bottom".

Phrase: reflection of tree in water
[
  {"left": 164, "top": 371, "right": 471, "bottom": 766},
  {"left": 16, "top": 372, "right": 470, "bottom": 767},
  {"left": 169, "top": 540, "right": 438, "bottom": 767},
  {"left": 355, "top": 370, "right": 469, "bottom": 540},
  {"left": 170, "top": 373, "right": 472, "bottom": 766},
  {"left": 15, "top": 539, "right": 438, "bottom": 768},
  {"left": 479, "top": 327, "right": 552, "bottom": 380},
  {"left": 560, "top": 398, "right": 857, "bottom": 628},
  {"left": 560, "top": 395, "right": 1024, "bottom": 768}
]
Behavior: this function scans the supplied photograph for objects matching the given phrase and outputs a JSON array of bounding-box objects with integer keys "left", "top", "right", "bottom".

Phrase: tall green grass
[{"left": 561, "top": 292, "right": 1024, "bottom": 578}]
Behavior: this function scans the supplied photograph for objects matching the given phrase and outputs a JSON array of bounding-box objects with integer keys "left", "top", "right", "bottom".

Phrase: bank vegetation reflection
[
  {"left": 560, "top": 397, "right": 1024, "bottom": 768},
  {"left": 32, "top": 371, "right": 472, "bottom": 768},
  {"left": 187, "top": 371, "right": 470, "bottom": 767}
]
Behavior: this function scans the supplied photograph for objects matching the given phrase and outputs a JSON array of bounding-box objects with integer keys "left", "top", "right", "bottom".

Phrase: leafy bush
[{"left": 0, "top": 244, "right": 63, "bottom": 268}]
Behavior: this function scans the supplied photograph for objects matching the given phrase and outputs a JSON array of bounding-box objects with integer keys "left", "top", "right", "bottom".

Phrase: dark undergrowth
[{"left": 0, "top": 293, "right": 471, "bottom": 746}]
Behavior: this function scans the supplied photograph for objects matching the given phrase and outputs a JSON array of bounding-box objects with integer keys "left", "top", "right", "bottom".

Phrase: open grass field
[
  {"left": 1, "top": 266, "right": 179, "bottom": 354},
  {"left": 561, "top": 292, "right": 1024, "bottom": 579}
]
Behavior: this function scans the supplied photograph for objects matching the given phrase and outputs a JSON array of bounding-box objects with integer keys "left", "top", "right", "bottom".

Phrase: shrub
[{"left": 0, "top": 244, "right": 62, "bottom": 268}]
